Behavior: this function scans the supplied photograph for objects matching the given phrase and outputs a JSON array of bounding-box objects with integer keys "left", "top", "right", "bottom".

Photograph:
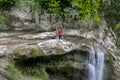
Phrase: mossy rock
[
  {"left": 46, "top": 67, "right": 86, "bottom": 80},
  {"left": 6, "top": 65, "right": 49, "bottom": 80},
  {"left": 73, "top": 54, "right": 87, "bottom": 62},
  {"left": 5, "top": 65, "right": 21, "bottom": 80},
  {"left": 21, "top": 68, "right": 49, "bottom": 80},
  {"left": 11, "top": 45, "right": 45, "bottom": 58},
  {"left": 104, "top": 61, "right": 115, "bottom": 80},
  {"left": 79, "top": 45, "right": 89, "bottom": 51},
  {"left": 45, "top": 48, "right": 65, "bottom": 55}
]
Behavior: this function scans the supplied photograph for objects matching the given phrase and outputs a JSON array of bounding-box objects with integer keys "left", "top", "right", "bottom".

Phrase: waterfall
[{"left": 88, "top": 45, "right": 104, "bottom": 80}]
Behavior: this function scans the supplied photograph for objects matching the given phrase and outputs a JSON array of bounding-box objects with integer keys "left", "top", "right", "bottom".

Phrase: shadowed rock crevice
[
  {"left": 9, "top": 49, "right": 89, "bottom": 80},
  {"left": 46, "top": 67, "right": 87, "bottom": 80},
  {"left": 14, "top": 49, "right": 88, "bottom": 67}
]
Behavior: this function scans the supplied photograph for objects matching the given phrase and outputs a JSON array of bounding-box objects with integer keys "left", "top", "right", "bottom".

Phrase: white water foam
[{"left": 88, "top": 45, "right": 104, "bottom": 80}]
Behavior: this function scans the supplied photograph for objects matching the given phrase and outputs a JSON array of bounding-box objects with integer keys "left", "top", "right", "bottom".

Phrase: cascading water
[{"left": 88, "top": 44, "right": 104, "bottom": 80}]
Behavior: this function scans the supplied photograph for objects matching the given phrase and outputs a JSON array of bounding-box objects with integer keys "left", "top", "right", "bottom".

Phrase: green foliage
[
  {"left": 0, "top": 0, "right": 17, "bottom": 11},
  {"left": 79, "top": 46, "right": 89, "bottom": 51},
  {"left": 0, "top": 0, "right": 100, "bottom": 27},
  {"left": 0, "top": 0, "right": 19, "bottom": 24},
  {"left": 23, "top": 0, "right": 106, "bottom": 24},
  {"left": 72, "top": 0, "right": 106, "bottom": 23},
  {"left": 101, "top": 0, "right": 120, "bottom": 28},
  {"left": 57, "top": 22, "right": 62, "bottom": 28},
  {"left": 23, "top": 0, "right": 35, "bottom": 10},
  {"left": 104, "top": 61, "right": 115, "bottom": 80},
  {"left": 93, "top": 14, "right": 101, "bottom": 25},
  {"left": 101, "top": 0, "right": 120, "bottom": 48},
  {"left": 0, "top": 0, "right": 108, "bottom": 26},
  {"left": 15, "top": 55, "right": 65, "bottom": 72},
  {"left": 13, "top": 55, "right": 65, "bottom": 80},
  {"left": 6, "top": 64, "right": 48, "bottom": 80},
  {"left": 115, "top": 27, "right": 120, "bottom": 48},
  {"left": 49, "top": 0, "right": 60, "bottom": 15},
  {"left": 23, "top": 68, "right": 48, "bottom": 80},
  {"left": 72, "top": 0, "right": 91, "bottom": 21},
  {"left": 0, "top": 0, "right": 107, "bottom": 25},
  {"left": 73, "top": 54, "right": 87, "bottom": 62},
  {"left": 0, "top": 13, "right": 4, "bottom": 25},
  {"left": 115, "top": 22, "right": 120, "bottom": 30},
  {"left": 6, "top": 65, "right": 20, "bottom": 80}
]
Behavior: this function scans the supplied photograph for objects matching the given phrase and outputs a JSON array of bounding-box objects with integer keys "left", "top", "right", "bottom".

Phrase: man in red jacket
[{"left": 57, "top": 28, "right": 62, "bottom": 40}]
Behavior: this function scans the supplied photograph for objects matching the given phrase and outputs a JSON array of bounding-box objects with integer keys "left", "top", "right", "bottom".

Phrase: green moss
[
  {"left": 104, "top": 61, "right": 115, "bottom": 80},
  {"left": 6, "top": 65, "right": 20, "bottom": 80},
  {"left": 79, "top": 46, "right": 89, "bottom": 51},
  {"left": 30, "top": 48, "right": 45, "bottom": 57},
  {"left": 54, "top": 48, "right": 65, "bottom": 55},
  {"left": 46, "top": 67, "right": 86, "bottom": 80},
  {"left": 12, "top": 54, "right": 65, "bottom": 80},
  {"left": 8, "top": 46, "right": 45, "bottom": 60},
  {"left": 7, "top": 48, "right": 88, "bottom": 80},
  {"left": 6, "top": 65, "right": 49, "bottom": 80},
  {"left": 15, "top": 54, "right": 65, "bottom": 69},
  {"left": 23, "top": 68, "right": 49, "bottom": 80},
  {"left": 73, "top": 54, "right": 87, "bottom": 62}
]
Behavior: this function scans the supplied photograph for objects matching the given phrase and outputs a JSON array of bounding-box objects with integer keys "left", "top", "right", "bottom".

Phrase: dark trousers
[{"left": 58, "top": 35, "right": 62, "bottom": 40}]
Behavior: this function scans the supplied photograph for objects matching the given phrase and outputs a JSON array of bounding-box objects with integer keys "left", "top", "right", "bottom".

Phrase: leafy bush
[
  {"left": 0, "top": 0, "right": 17, "bottom": 11},
  {"left": 0, "top": 13, "right": 4, "bottom": 25}
]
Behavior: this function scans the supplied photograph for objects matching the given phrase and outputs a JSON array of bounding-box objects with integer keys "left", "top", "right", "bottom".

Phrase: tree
[
  {"left": 0, "top": 0, "right": 106, "bottom": 25},
  {"left": 0, "top": 0, "right": 18, "bottom": 25},
  {"left": 100, "top": 0, "right": 120, "bottom": 47},
  {"left": 23, "top": 0, "right": 106, "bottom": 24}
]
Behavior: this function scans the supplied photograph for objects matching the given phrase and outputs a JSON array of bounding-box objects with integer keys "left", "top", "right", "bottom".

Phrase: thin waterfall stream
[{"left": 88, "top": 44, "right": 105, "bottom": 80}]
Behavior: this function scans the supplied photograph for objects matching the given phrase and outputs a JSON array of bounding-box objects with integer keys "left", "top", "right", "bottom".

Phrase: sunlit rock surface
[{"left": 37, "top": 39, "right": 75, "bottom": 53}]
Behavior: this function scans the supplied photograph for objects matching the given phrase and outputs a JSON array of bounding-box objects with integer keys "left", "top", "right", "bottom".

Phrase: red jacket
[{"left": 58, "top": 29, "right": 62, "bottom": 36}]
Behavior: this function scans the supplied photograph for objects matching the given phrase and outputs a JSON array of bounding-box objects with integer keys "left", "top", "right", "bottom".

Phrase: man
[{"left": 57, "top": 28, "right": 62, "bottom": 40}]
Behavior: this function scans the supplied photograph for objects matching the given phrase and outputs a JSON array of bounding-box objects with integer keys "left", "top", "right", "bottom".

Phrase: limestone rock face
[
  {"left": 12, "top": 45, "right": 45, "bottom": 57},
  {"left": 0, "top": 46, "right": 8, "bottom": 56},
  {"left": 0, "top": 32, "right": 21, "bottom": 38},
  {"left": 0, "top": 2, "right": 97, "bottom": 31},
  {"left": 18, "top": 32, "right": 56, "bottom": 40},
  {"left": 2, "top": 2, "right": 35, "bottom": 30},
  {"left": 1, "top": 2, "right": 51, "bottom": 31},
  {"left": 63, "top": 30, "right": 81, "bottom": 37},
  {"left": 37, "top": 39, "right": 76, "bottom": 55}
]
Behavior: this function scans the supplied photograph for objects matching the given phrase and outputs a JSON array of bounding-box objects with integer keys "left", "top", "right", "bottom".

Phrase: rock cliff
[{"left": 0, "top": 1, "right": 117, "bottom": 80}]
